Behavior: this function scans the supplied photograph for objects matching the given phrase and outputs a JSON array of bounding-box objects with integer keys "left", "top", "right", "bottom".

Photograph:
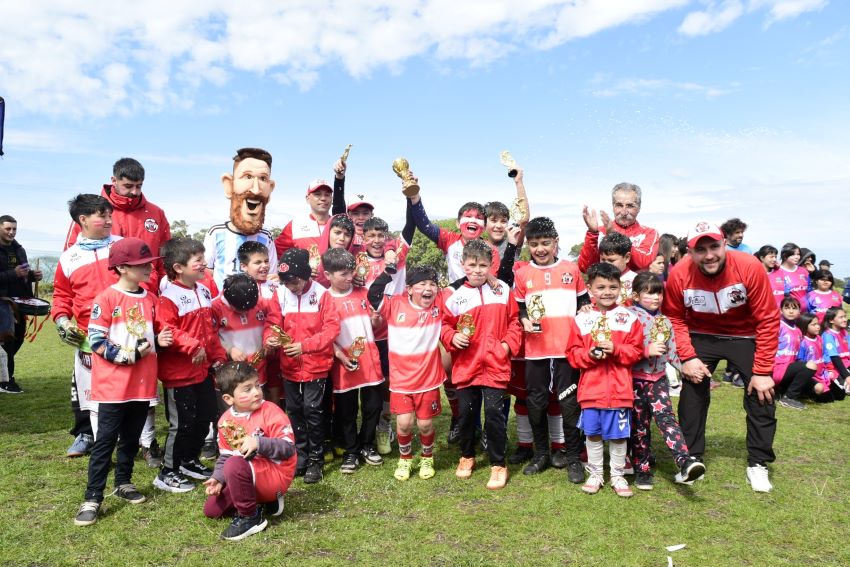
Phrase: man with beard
[
  {"left": 205, "top": 148, "right": 277, "bottom": 290},
  {"left": 663, "top": 221, "right": 779, "bottom": 493},
  {"left": 578, "top": 182, "right": 659, "bottom": 273}
]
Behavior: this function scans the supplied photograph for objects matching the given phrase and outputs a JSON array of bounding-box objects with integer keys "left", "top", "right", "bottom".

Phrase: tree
[
  {"left": 405, "top": 218, "right": 455, "bottom": 277},
  {"left": 170, "top": 219, "right": 189, "bottom": 238},
  {"left": 568, "top": 241, "right": 583, "bottom": 261}
]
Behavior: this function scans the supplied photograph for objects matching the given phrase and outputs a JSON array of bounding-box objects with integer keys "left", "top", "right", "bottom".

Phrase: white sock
[
  {"left": 516, "top": 413, "right": 532, "bottom": 444},
  {"left": 139, "top": 408, "right": 156, "bottom": 448},
  {"left": 90, "top": 410, "right": 99, "bottom": 439},
  {"left": 205, "top": 423, "right": 216, "bottom": 443},
  {"left": 547, "top": 413, "right": 565, "bottom": 445},
  {"left": 609, "top": 439, "right": 627, "bottom": 477},
  {"left": 586, "top": 438, "right": 604, "bottom": 476}
]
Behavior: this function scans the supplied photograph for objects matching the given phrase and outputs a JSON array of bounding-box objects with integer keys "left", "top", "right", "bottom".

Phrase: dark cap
[
  {"left": 108, "top": 237, "right": 160, "bottom": 269},
  {"left": 278, "top": 248, "right": 311, "bottom": 281}
]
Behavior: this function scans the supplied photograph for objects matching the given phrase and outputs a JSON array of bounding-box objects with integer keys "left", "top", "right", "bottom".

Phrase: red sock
[
  {"left": 398, "top": 433, "right": 413, "bottom": 458},
  {"left": 420, "top": 431, "right": 435, "bottom": 457}
]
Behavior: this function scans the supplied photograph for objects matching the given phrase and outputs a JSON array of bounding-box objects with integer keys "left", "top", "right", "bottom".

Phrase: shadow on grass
[
  {"left": 279, "top": 483, "right": 342, "bottom": 520},
  {"left": 0, "top": 375, "right": 71, "bottom": 435}
]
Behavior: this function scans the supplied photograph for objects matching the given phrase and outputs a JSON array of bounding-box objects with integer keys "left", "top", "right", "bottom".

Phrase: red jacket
[
  {"left": 566, "top": 306, "right": 644, "bottom": 409},
  {"left": 64, "top": 185, "right": 171, "bottom": 290},
  {"left": 441, "top": 281, "right": 522, "bottom": 389},
  {"left": 266, "top": 280, "right": 340, "bottom": 382},
  {"left": 577, "top": 220, "right": 659, "bottom": 273},
  {"left": 662, "top": 251, "right": 779, "bottom": 376},
  {"left": 157, "top": 280, "right": 227, "bottom": 388},
  {"left": 53, "top": 237, "right": 121, "bottom": 329}
]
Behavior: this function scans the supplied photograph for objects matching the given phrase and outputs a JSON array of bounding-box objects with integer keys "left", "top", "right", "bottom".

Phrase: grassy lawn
[{"left": 1, "top": 330, "right": 849, "bottom": 566}]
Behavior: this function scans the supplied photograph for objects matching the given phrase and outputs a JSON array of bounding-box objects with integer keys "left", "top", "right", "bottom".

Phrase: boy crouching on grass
[
  {"left": 203, "top": 362, "right": 296, "bottom": 541},
  {"left": 75, "top": 238, "right": 173, "bottom": 526},
  {"left": 566, "top": 263, "right": 644, "bottom": 498},
  {"left": 442, "top": 240, "right": 522, "bottom": 489}
]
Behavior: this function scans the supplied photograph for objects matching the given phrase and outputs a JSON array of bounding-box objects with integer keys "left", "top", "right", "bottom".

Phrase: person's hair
[
  {"left": 611, "top": 182, "right": 642, "bottom": 207},
  {"left": 755, "top": 244, "right": 778, "bottom": 260},
  {"left": 524, "top": 217, "right": 558, "bottom": 240},
  {"left": 362, "top": 217, "right": 389, "bottom": 234},
  {"left": 222, "top": 273, "right": 259, "bottom": 311},
  {"left": 456, "top": 202, "right": 485, "bottom": 221},
  {"left": 68, "top": 194, "right": 113, "bottom": 224},
  {"left": 800, "top": 248, "right": 816, "bottom": 266},
  {"left": 484, "top": 201, "right": 509, "bottom": 220},
  {"left": 216, "top": 361, "right": 259, "bottom": 396},
  {"left": 822, "top": 307, "right": 843, "bottom": 330},
  {"left": 676, "top": 236, "right": 688, "bottom": 259},
  {"left": 161, "top": 237, "right": 205, "bottom": 280},
  {"left": 406, "top": 265, "right": 438, "bottom": 286},
  {"left": 780, "top": 296, "right": 800, "bottom": 310},
  {"left": 780, "top": 242, "right": 800, "bottom": 262},
  {"left": 599, "top": 231, "right": 632, "bottom": 257},
  {"left": 720, "top": 218, "right": 747, "bottom": 236},
  {"left": 113, "top": 157, "right": 145, "bottom": 182},
  {"left": 797, "top": 312, "right": 819, "bottom": 335},
  {"left": 0, "top": 215, "right": 16, "bottom": 224},
  {"left": 812, "top": 269, "right": 834, "bottom": 286},
  {"left": 232, "top": 147, "right": 272, "bottom": 170},
  {"left": 237, "top": 240, "right": 269, "bottom": 265},
  {"left": 461, "top": 238, "right": 493, "bottom": 264},
  {"left": 657, "top": 233, "right": 679, "bottom": 277},
  {"left": 322, "top": 248, "right": 355, "bottom": 273},
  {"left": 329, "top": 214, "right": 354, "bottom": 236},
  {"left": 631, "top": 271, "right": 664, "bottom": 295},
  {"left": 587, "top": 262, "right": 621, "bottom": 284}
]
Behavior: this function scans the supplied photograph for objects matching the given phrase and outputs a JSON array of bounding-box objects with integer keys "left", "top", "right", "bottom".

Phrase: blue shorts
[{"left": 578, "top": 408, "right": 631, "bottom": 440}]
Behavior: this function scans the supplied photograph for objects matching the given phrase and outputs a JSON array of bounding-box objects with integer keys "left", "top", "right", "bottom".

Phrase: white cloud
[
  {"left": 590, "top": 77, "right": 733, "bottom": 98},
  {"left": 754, "top": 0, "right": 828, "bottom": 24},
  {"left": 679, "top": 0, "right": 827, "bottom": 36}
]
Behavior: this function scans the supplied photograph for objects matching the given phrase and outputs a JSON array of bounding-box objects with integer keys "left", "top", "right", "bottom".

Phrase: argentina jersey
[{"left": 204, "top": 223, "right": 278, "bottom": 289}]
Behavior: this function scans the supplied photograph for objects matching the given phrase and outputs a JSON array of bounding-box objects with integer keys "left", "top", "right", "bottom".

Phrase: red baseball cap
[
  {"left": 306, "top": 179, "right": 332, "bottom": 195},
  {"left": 686, "top": 221, "right": 724, "bottom": 248},
  {"left": 108, "top": 237, "right": 160, "bottom": 268},
  {"left": 347, "top": 193, "right": 374, "bottom": 211}
]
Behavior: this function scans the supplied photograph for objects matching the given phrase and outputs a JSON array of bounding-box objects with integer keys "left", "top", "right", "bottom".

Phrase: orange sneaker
[
  {"left": 455, "top": 457, "right": 475, "bottom": 479},
  {"left": 486, "top": 466, "right": 508, "bottom": 490}
]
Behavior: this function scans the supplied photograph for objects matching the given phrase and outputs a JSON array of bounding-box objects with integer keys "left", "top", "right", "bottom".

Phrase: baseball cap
[
  {"left": 347, "top": 193, "right": 375, "bottom": 211},
  {"left": 686, "top": 221, "right": 723, "bottom": 248},
  {"left": 306, "top": 179, "right": 332, "bottom": 195},
  {"left": 108, "top": 237, "right": 160, "bottom": 268},
  {"left": 819, "top": 259, "right": 832, "bottom": 267}
]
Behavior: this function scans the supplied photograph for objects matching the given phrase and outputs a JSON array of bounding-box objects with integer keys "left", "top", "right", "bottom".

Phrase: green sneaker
[
  {"left": 419, "top": 456, "right": 436, "bottom": 480},
  {"left": 394, "top": 458, "right": 413, "bottom": 481},
  {"left": 376, "top": 429, "right": 392, "bottom": 455}
]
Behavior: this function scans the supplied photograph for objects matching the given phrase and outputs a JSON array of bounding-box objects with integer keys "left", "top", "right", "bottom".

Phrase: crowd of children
[{"left": 34, "top": 156, "right": 848, "bottom": 540}]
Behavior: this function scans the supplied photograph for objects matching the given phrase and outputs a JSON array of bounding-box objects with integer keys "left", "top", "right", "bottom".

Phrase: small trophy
[
  {"left": 591, "top": 313, "right": 612, "bottom": 357},
  {"left": 220, "top": 420, "right": 248, "bottom": 449},
  {"left": 249, "top": 348, "right": 265, "bottom": 369},
  {"left": 348, "top": 336, "right": 366, "bottom": 370},
  {"left": 340, "top": 144, "right": 352, "bottom": 164},
  {"left": 527, "top": 294, "right": 545, "bottom": 333},
  {"left": 649, "top": 314, "right": 671, "bottom": 345},
  {"left": 457, "top": 313, "right": 476, "bottom": 338},
  {"left": 269, "top": 324, "right": 293, "bottom": 347},
  {"left": 438, "top": 273, "right": 449, "bottom": 289},
  {"left": 500, "top": 151, "right": 519, "bottom": 178},
  {"left": 308, "top": 244, "right": 321, "bottom": 271},
  {"left": 355, "top": 252, "right": 370, "bottom": 279},
  {"left": 509, "top": 197, "right": 528, "bottom": 226},
  {"left": 125, "top": 304, "right": 149, "bottom": 349},
  {"left": 392, "top": 157, "right": 420, "bottom": 198}
]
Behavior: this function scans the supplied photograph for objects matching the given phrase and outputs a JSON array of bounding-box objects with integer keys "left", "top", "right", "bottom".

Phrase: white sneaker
[{"left": 746, "top": 464, "right": 773, "bottom": 493}]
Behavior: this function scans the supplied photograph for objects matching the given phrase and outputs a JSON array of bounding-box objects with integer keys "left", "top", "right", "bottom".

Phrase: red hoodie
[
  {"left": 64, "top": 185, "right": 171, "bottom": 290},
  {"left": 314, "top": 213, "right": 355, "bottom": 289},
  {"left": 662, "top": 250, "right": 779, "bottom": 376},
  {"left": 577, "top": 220, "right": 659, "bottom": 273}
]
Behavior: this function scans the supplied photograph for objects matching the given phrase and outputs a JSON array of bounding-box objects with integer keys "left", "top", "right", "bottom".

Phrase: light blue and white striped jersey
[{"left": 203, "top": 223, "right": 278, "bottom": 289}]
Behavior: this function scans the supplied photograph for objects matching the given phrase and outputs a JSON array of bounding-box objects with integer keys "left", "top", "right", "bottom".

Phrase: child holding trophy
[
  {"left": 566, "top": 262, "right": 644, "bottom": 498},
  {"left": 75, "top": 238, "right": 174, "bottom": 526},
  {"left": 442, "top": 240, "right": 522, "bottom": 489},
  {"left": 321, "top": 247, "right": 384, "bottom": 473},
  {"left": 627, "top": 272, "right": 706, "bottom": 490}
]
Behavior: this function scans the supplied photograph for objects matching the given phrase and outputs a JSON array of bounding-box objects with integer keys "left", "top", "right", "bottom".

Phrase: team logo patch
[
  {"left": 256, "top": 310, "right": 266, "bottom": 322},
  {"left": 220, "top": 317, "right": 228, "bottom": 328},
  {"left": 144, "top": 218, "right": 159, "bottom": 233},
  {"left": 562, "top": 273, "right": 573, "bottom": 284},
  {"left": 397, "top": 313, "right": 406, "bottom": 323},
  {"left": 91, "top": 304, "right": 102, "bottom": 320},
  {"left": 279, "top": 263, "right": 290, "bottom": 273},
  {"left": 111, "top": 306, "right": 121, "bottom": 318},
  {"left": 431, "top": 307, "right": 440, "bottom": 318},
  {"left": 526, "top": 279, "right": 534, "bottom": 289},
  {"left": 308, "top": 292, "right": 318, "bottom": 306},
  {"left": 727, "top": 289, "right": 746, "bottom": 305},
  {"left": 615, "top": 312, "right": 628, "bottom": 325},
  {"left": 431, "top": 401, "right": 439, "bottom": 412},
  {"left": 492, "top": 283, "right": 503, "bottom": 296},
  {"left": 201, "top": 288, "right": 211, "bottom": 302},
  {"left": 361, "top": 299, "right": 368, "bottom": 310},
  {"left": 694, "top": 222, "right": 711, "bottom": 234}
]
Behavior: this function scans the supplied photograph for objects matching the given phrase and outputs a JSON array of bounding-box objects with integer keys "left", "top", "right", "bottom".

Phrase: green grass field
[{"left": 1, "top": 330, "right": 849, "bottom": 566}]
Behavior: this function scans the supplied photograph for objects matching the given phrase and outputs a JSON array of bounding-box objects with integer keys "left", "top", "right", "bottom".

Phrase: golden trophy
[
  {"left": 591, "top": 313, "right": 612, "bottom": 357},
  {"left": 500, "top": 150, "right": 519, "bottom": 178},
  {"left": 509, "top": 197, "right": 528, "bottom": 226},
  {"left": 527, "top": 294, "right": 545, "bottom": 333},
  {"left": 457, "top": 313, "right": 476, "bottom": 338},
  {"left": 219, "top": 419, "right": 248, "bottom": 449},
  {"left": 269, "top": 324, "right": 293, "bottom": 347},
  {"left": 355, "top": 252, "right": 370, "bottom": 279},
  {"left": 308, "top": 244, "right": 321, "bottom": 271},
  {"left": 249, "top": 348, "right": 265, "bottom": 369},
  {"left": 125, "top": 304, "right": 149, "bottom": 349},
  {"left": 392, "top": 157, "right": 420, "bottom": 198},
  {"left": 340, "top": 144, "right": 352, "bottom": 164},
  {"left": 348, "top": 336, "right": 366, "bottom": 370},
  {"left": 649, "top": 314, "right": 671, "bottom": 345},
  {"left": 438, "top": 273, "right": 449, "bottom": 289}
]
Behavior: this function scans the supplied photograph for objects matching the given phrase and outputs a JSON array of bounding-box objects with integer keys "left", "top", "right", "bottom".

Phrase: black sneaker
[
  {"left": 721, "top": 371, "right": 734, "bottom": 384},
  {"left": 731, "top": 374, "right": 745, "bottom": 388},
  {"left": 180, "top": 459, "right": 213, "bottom": 480},
  {"left": 779, "top": 396, "right": 805, "bottom": 410},
  {"left": 550, "top": 448, "right": 569, "bottom": 469},
  {"left": 340, "top": 453, "right": 360, "bottom": 474},
  {"left": 447, "top": 418, "right": 461, "bottom": 444},
  {"left": 74, "top": 501, "right": 100, "bottom": 526},
  {"left": 264, "top": 492, "right": 285, "bottom": 518},
  {"left": 200, "top": 440, "right": 218, "bottom": 461},
  {"left": 303, "top": 461, "right": 323, "bottom": 484},
  {"left": 142, "top": 439, "right": 163, "bottom": 468},
  {"left": 221, "top": 509, "right": 268, "bottom": 541},
  {"left": 153, "top": 470, "right": 196, "bottom": 493},
  {"left": 508, "top": 446, "right": 534, "bottom": 465},
  {"left": 522, "top": 453, "right": 551, "bottom": 476},
  {"left": 359, "top": 446, "right": 383, "bottom": 466},
  {"left": 567, "top": 460, "right": 585, "bottom": 484},
  {"left": 114, "top": 483, "right": 146, "bottom": 504},
  {"left": 675, "top": 457, "right": 707, "bottom": 485},
  {"left": 0, "top": 379, "right": 23, "bottom": 394},
  {"left": 634, "top": 471, "right": 655, "bottom": 491}
]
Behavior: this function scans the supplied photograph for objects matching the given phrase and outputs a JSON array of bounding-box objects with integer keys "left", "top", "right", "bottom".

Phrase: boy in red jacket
[
  {"left": 567, "top": 262, "right": 644, "bottom": 498},
  {"left": 155, "top": 238, "right": 228, "bottom": 494},
  {"left": 266, "top": 247, "right": 340, "bottom": 484},
  {"left": 442, "top": 240, "right": 521, "bottom": 490}
]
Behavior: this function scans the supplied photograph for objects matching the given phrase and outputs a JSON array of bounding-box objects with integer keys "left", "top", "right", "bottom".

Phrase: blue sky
[{"left": 2, "top": 1, "right": 848, "bottom": 273}]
